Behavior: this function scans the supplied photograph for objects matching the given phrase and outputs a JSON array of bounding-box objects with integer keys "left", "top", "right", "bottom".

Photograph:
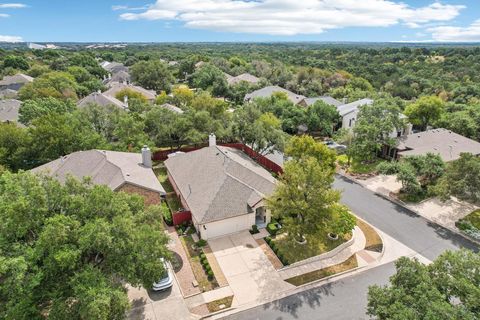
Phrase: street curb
[{"left": 336, "top": 172, "right": 480, "bottom": 247}]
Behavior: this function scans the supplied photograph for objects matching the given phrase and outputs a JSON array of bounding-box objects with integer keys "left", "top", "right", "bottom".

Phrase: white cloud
[
  {"left": 0, "top": 3, "right": 26, "bottom": 8},
  {"left": 112, "top": 4, "right": 149, "bottom": 11},
  {"left": 0, "top": 13, "right": 9, "bottom": 17},
  {"left": 118, "top": 0, "right": 464, "bottom": 35},
  {"left": 0, "top": 34, "right": 23, "bottom": 42},
  {"left": 428, "top": 19, "right": 480, "bottom": 42}
]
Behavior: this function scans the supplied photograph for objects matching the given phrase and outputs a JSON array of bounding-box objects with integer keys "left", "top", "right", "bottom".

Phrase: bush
[
  {"left": 196, "top": 239, "right": 207, "bottom": 247},
  {"left": 207, "top": 270, "right": 214, "bottom": 280},
  {"left": 266, "top": 222, "right": 279, "bottom": 236},
  {"left": 160, "top": 203, "right": 173, "bottom": 226},
  {"left": 455, "top": 220, "right": 473, "bottom": 231},
  {"left": 337, "top": 154, "right": 349, "bottom": 167},
  {"left": 265, "top": 237, "right": 271, "bottom": 245},
  {"left": 249, "top": 224, "right": 259, "bottom": 234},
  {"left": 376, "top": 161, "right": 399, "bottom": 175},
  {"left": 200, "top": 253, "right": 206, "bottom": 260}
]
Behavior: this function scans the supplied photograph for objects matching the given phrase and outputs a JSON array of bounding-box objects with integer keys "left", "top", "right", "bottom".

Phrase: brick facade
[{"left": 117, "top": 183, "right": 161, "bottom": 206}]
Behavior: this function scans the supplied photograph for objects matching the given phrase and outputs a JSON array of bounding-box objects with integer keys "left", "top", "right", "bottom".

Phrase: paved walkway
[
  {"left": 277, "top": 226, "right": 366, "bottom": 280},
  {"left": 166, "top": 226, "right": 201, "bottom": 297},
  {"left": 256, "top": 238, "right": 283, "bottom": 269},
  {"left": 203, "top": 246, "right": 228, "bottom": 287}
]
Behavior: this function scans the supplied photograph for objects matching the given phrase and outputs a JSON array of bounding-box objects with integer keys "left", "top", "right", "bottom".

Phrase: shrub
[
  {"left": 376, "top": 161, "right": 399, "bottom": 175},
  {"left": 337, "top": 154, "right": 349, "bottom": 167},
  {"left": 207, "top": 270, "right": 214, "bottom": 280},
  {"left": 266, "top": 222, "right": 278, "bottom": 236},
  {"left": 160, "top": 203, "right": 173, "bottom": 226},
  {"left": 249, "top": 224, "right": 259, "bottom": 234},
  {"left": 455, "top": 220, "right": 473, "bottom": 231},
  {"left": 205, "top": 265, "right": 212, "bottom": 273},
  {"left": 200, "top": 253, "right": 206, "bottom": 260},
  {"left": 196, "top": 239, "right": 207, "bottom": 247},
  {"left": 265, "top": 237, "right": 271, "bottom": 245}
]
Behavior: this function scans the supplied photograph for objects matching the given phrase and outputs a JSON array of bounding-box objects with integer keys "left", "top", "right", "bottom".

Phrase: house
[
  {"left": 160, "top": 103, "right": 184, "bottom": 114},
  {"left": 337, "top": 98, "right": 374, "bottom": 129},
  {"left": 227, "top": 73, "right": 260, "bottom": 86},
  {"left": 31, "top": 147, "right": 165, "bottom": 205},
  {"left": 103, "top": 82, "right": 156, "bottom": 102},
  {"left": 101, "top": 61, "right": 129, "bottom": 74},
  {"left": 165, "top": 135, "right": 276, "bottom": 239},
  {"left": 0, "top": 88, "right": 18, "bottom": 99},
  {"left": 387, "top": 128, "right": 480, "bottom": 162},
  {"left": 104, "top": 70, "right": 131, "bottom": 85},
  {"left": 0, "top": 73, "right": 34, "bottom": 91},
  {"left": 77, "top": 91, "right": 127, "bottom": 110},
  {"left": 0, "top": 99, "right": 23, "bottom": 126},
  {"left": 244, "top": 85, "right": 306, "bottom": 105},
  {"left": 298, "top": 96, "right": 343, "bottom": 108}
]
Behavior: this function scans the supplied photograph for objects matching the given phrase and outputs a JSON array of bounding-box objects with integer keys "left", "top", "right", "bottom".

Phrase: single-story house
[
  {"left": 31, "top": 147, "right": 165, "bottom": 205},
  {"left": 160, "top": 103, "right": 184, "bottom": 114},
  {"left": 103, "top": 82, "right": 156, "bottom": 102},
  {"left": 165, "top": 135, "right": 276, "bottom": 239},
  {"left": 0, "top": 73, "right": 34, "bottom": 91},
  {"left": 227, "top": 73, "right": 260, "bottom": 86},
  {"left": 0, "top": 99, "right": 23, "bottom": 127},
  {"left": 387, "top": 128, "right": 480, "bottom": 162},
  {"left": 103, "top": 70, "right": 131, "bottom": 85},
  {"left": 298, "top": 96, "right": 343, "bottom": 108},
  {"left": 101, "top": 61, "right": 129, "bottom": 74},
  {"left": 244, "top": 85, "right": 306, "bottom": 105},
  {"left": 77, "top": 91, "right": 127, "bottom": 110},
  {"left": 0, "top": 88, "right": 18, "bottom": 99}
]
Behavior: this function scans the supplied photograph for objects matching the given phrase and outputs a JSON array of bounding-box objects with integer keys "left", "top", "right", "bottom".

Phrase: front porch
[{"left": 255, "top": 207, "right": 268, "bottom": 229}]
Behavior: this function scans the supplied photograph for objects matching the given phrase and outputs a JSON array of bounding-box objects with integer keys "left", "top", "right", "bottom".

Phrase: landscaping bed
[
  {"left": 153, "top": 164, "right": 174, "bottom": 193},
  {"left": 265, "top": 232, "right": 352, "bottom": 265},
  {"left": 285, "top": 255, "right": 358, "bottom": 286},
  {"left": 349, "top": 159, "right": 385, "bottom": 176},
  {"left": 206, "top": 295, "right": 234, "bottom": 313},
  {"left": 166, "top": 194, "right": 183, "bottom": 213},
  {"left": 456, "top": 209, "right": 480, "bottom": 240},
  {"left": 356, "top": 219, "right": 383, "bottom": 252},
  {"left": 180, "top": 234, "right": 218, "bottom": 292}
]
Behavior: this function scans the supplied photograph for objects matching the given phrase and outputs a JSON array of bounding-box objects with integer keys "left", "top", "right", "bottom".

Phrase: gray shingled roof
[
  {"left": 105, "top": 70, "right": 131, "bottom": 85},
  {"left": 160, "top": 103, "right": 184, "bottom": 114},
  {"left": 32, "top": 150, "right": 165, "bottom": 194},
  {"left": 0, "top": 73, "right": 33, "bottom": 86},
  {"left": 336, "top": 98, "right": 373, "bottom": 117},
  {"left": 165, "top": 146, "right": 276, "bottom": 224},
  {"left": 244, "top": 86, "right": 305, "bottom": 105},
  {"left": 397, "top": 128, "right": 480, "bottom": 162},
  {"left": 301, "top": 96, "right": 343, "bottom": 107},
  {"left": 227, "top": 73, "right": 260, "bottom": 86},
  {"left": 0, "top": 89, "right": 18, "bottom": 99},
  {"left": 0, "top": 99, "right": 21, "bottom": 123},
  {"left": 77, "top": 92, "right": 126, "bottom": 109},
  {"left": 103, "top": 82, "right": 156, "bottom": 101}
]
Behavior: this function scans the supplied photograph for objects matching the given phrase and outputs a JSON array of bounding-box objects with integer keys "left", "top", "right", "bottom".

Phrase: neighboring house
[
  {"left": 0, "top": 99, "right": 23, "bottom": 126},
  {"left": 103, "top": 82, "right": 156, "bottom": 102},
  {"left": 0, "top": 88, "right": 18, "bottom": 99},
  {"left": 298, "top": 96, "right": 343, "bottom": 108},
  {"left": 101, "top": 61, "right": 129, "bottom": 74},
  {"left": 165, "top": 135, "right": 276, "bottom": 239},
  {"left": 337, "top": 98, "right": 374, "bottom": 129},
  {"left": 77, "top": 91, "right": 127, "bottom": 110},
  {"left": 385, "top": 128, "right": 480, "bottom": 162},
  {"left": 31, "top": 147, "right": 165, "bottom": 205},
  {"left": 0, "top": 73, "right": 34, "bottom": 91},
  {"left": 195, "top": 61, "right": 205, "bottom": 69},
  {"left": 244, "top": 85, "right": 306, "bottom": 105},
  {"left": 160, "top": 103, "right": 184, "bottom": 114},
  {"left": 104, "top": 70, "right": 131, "bottom": 85},
  {"left": 227, "top": 73, "right": 260, "bottom": 86}
]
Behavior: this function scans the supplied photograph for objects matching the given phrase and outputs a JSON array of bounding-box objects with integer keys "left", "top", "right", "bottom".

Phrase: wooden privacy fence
[{"left": 172, "top": 210, "right": 192, "bottom": 226}]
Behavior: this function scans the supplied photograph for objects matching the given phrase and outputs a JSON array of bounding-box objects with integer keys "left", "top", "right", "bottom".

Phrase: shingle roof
[
  {"left": 103, "top": 82, "right": 156, "bottom": 101},
  {"left": 105, "top": 70, "right": 131, "bottom": 85},
  {"left": 301, "top": 96, "right": 343, "bottom": 107},
  {"left": 0, "top": 99, "right": 21, "bottom": 123},
  {"left": 77, "top": 92, "right": 126, "bottom": 109},
  {"left": 336, "top": 98, "right": 373, "bottom": 117},
  {"left": 101, "top": 61, "right": 129, "bottom": 74},
  {"left": 0, "top": 89, "right": 18, "bottom": 99},
  {"left": 165, "top": 146, "right": 276, "bottom": 224},
  {"left": 0, "top": 73, "right": 33, "bottom": 86},
  {"left": 227, "top": 73, "right": 260, "bottom": 86},
  {"left": 397, "top": 128, "right": 480, "bottom": 162},
  {"left": 160, "top": 103, "right": 184, "bottom": 114},
  {"left": 32, "top": 150, "right": 165, "bottom": 194},
  {"left": 244, "top": 86, "right": 305, "bottom": 105}
]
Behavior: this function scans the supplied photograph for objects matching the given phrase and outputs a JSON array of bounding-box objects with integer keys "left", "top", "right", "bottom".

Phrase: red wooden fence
[{"left": 172, "top": 210, "right": 192, "bottom": 226}]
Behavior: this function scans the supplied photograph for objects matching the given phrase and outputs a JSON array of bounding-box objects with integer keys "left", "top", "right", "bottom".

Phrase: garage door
[{"left": 204, "top": 215, "right": 252, "bottom": 239}]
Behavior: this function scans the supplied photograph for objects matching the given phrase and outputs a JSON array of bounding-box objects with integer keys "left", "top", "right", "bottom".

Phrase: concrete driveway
[
  {"left": 209, "top": 231, "right": 293, "bottom": 307},
  {"left": 127, "top": 277, "right": 197, "bottom": 320}
]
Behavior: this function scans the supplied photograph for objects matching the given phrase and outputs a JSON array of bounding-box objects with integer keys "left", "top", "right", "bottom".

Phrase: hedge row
[
  {"left": 200, "top": 253, "right": 214, "bottom": 280},
  {"left": 264, "top": 237, "right": 289, "bottom": 266}
]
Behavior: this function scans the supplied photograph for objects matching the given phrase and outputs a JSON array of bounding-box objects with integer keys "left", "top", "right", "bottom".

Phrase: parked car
[
  {"left": 323, "top": 140, "right": 347, "bottom": 153},
  {"left": 152, "top": 258, "right": 173, "bottom": 291}
]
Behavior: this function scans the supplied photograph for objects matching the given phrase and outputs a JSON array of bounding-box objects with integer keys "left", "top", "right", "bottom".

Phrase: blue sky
[{"left": 1, "top": 1, "right": 480, "bottom": 42}]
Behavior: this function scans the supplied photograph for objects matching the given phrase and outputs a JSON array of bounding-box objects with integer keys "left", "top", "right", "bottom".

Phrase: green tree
[
  {"left": 0, "top": 123, "right": 29, "bottom": 171},
  {"left": 306, "top": 101, "right": 341, "bottom": 136},
  {"left": 405, "top": 96, "right": 445, "bottom": 131},
  {"left": 192, "top": 64, "right": 228, "bottom": 97},
  {"left": 18, "top": 71, "right": 79, "bottom": 101},
  {"left": 285, "top": 135, "right": 337, "bottom": 173},
  {"left": 367, "top": 250, "right": 479, "bottom": 320},
  {"left": 113, "top": 113, "right": 152, "bottom": 151},
  {"left": 145, "top": 106, "right": 192, "bottom": 147},
  {"left": 130, "top": 60, "right": 174, "bottom": 93},
  {"left": 19, "top": 97, "right": 76, "bottom": 125},
  {"left": 2, "top": 55, "right": 29, "bottom": 70},
  {"left": 0, "top": 171, "right": 170, "bottom": 319}
]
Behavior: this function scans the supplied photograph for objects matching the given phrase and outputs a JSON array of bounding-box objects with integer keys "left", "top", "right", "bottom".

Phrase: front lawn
[
  {"left": 349, "top": 159, "right": 385, "bottom": 175},
  {"left": 268, "top": 232, "right": 352, "bottom": 265},
  {"left": 285, "top": 254, "right": 358, "bottom": 286}
]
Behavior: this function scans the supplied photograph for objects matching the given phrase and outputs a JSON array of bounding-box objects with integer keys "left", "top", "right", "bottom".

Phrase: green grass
[
  {"left": 206, "top": 296, "right": 234, "bottom": 312},
  {"left": 285, "top": 255, "right": 358, "bottom": 286},
  {"left": 153, "top": 165, "right": 174, "bottom": 193},
  {"left": 356, "top": 219, "right": 383, "bottom": 252},
  {"left": 349, "top": 159, "right": 385, "bottom": 175},
  {"left": 397, "top": 190, "right": 429, "bottom": 203},
  {"left": 463, "top": 209, "right": 480, "bottom": 229},
  {"left": 166, "top": 194, "right": 182, "bottom": 213},
  {"left": 272, "top": 232, "right": 351, "bottom": 264}
]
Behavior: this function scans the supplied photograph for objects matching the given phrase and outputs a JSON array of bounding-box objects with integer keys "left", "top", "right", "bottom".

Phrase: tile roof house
[
  {"left": 103, "top": 82, "right": 156, "bottom": 102},
  {"left": 394, "top": 128, "right": 480, "bottom": 162},
  {"left": 227, "top": 73, "right": 261, "bottom": 86},
  {"left": 165, "top": 136, "right": 276, "bottom": 239},
  {"left": 298, "top": 96, "right": 343, "bottom": 108},
  {"left": 0, "top": 73, "right": 34, "bottom": 91},
  {"left": 77, "top": 92, "right": 127, "bottom": 109},
  {"left": 31, "top": 148, "right": 165, "bottom": 205},
  {"left": 244, "top": 85, "right": 306, "bottom": 105},
  {"left": 0, "top": 99, "right": 23, "bottom": 126}
]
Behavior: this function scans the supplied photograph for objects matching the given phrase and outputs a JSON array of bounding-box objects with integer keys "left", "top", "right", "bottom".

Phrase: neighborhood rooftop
[
  {"left": 103, "top": 82, "right": 156, "bottom": 101},
  {"left": 32, "top": 149, "right": 165, "bottom": 194},
  {"left": 300, "top": 96, "right": 343, "bottom": 107},
  {"left": 0, "top": 99, "right": 21, "bottom": 124},
  {"left": 77, "top": 91, "right": 126, "bottom": 109},
  {"left": 244, "top": 85, "right": 306, "bottom": 104},
  {"left": 397, "top": 128, "right": 480, "bottom": 161},
  {"left": 165, "top": 145, "right": 276, "bottom": 224},
  {"left": 336, "top": 98, "right": 374, "bottom": 116},
  {"left": 0, "top": 73, "right": 34, "bottom": 86}
]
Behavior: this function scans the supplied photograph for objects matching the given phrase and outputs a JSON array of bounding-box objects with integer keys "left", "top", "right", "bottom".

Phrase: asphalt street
[{"left": 222, "top": 175, "right": 478, "bottom": 320}]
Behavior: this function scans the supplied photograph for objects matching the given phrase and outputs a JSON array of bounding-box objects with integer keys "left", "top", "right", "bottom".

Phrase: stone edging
[{"left": 278, "top": 229, "right": 356, "bottom": 271}]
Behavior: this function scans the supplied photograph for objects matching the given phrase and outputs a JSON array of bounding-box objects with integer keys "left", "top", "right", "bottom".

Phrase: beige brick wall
[{"left": 117, "top": 183, "right": 161, "bottom": 206}]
